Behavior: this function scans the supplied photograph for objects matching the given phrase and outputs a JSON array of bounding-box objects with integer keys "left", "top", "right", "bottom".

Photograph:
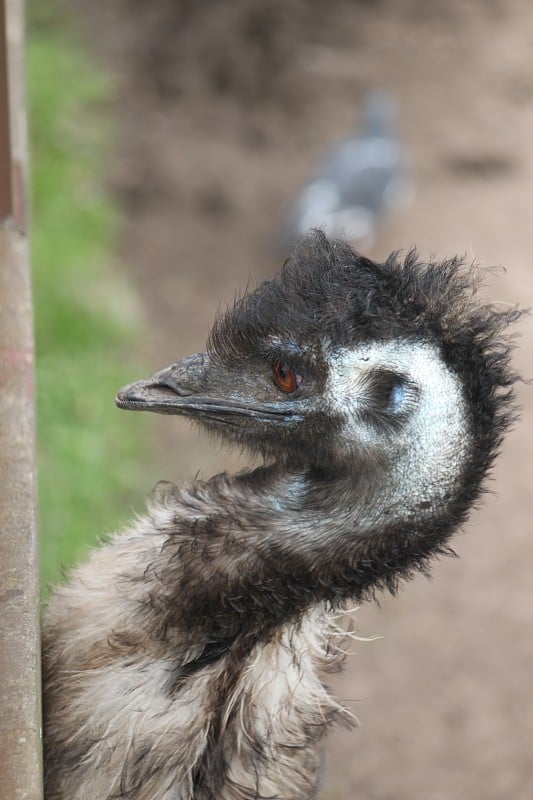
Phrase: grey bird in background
[{"left": 283, "top": 91, "right": 413, "bottom": 250}]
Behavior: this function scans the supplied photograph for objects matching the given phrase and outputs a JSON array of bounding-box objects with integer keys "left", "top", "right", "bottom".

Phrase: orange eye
[{"left": 273, "top": 360, "right": 303, "bottom": 394}]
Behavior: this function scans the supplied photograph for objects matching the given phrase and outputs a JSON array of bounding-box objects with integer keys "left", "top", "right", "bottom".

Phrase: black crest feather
[{"left": 209, "top": 229, "right": 523, "bottom": 491}]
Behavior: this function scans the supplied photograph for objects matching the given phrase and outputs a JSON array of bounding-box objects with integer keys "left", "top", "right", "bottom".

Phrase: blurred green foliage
[{"left": 29, "top": 3, "right": 150, "bottom": 591}]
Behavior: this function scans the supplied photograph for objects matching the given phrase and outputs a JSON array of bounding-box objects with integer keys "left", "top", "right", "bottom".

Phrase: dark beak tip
[
  {"left": 115, "top": 354, "right": 210, "bottom": 413},
  {"left": 115, "top": 380, "right": 147, "bottom": 409},
  {"left": 115, "top": 377, "right": 187, "bottom": 414},
  {"left": 115, "top": 389, "right": 133, "bottom": 409}
]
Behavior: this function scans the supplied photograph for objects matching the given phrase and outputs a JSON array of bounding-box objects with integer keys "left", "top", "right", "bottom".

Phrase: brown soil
[{"left": 72, "top": 1, "right": 533, "bottom": 797}]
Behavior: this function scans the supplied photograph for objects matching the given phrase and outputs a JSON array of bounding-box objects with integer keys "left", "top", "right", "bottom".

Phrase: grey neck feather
[{"left": 144, "top": 340, "right": 471, "bottom": 648}]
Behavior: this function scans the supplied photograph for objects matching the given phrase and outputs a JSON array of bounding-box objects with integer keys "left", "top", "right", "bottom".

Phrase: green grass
[{"left": 29, "top": 4, "right": 151, "bottom": 591}]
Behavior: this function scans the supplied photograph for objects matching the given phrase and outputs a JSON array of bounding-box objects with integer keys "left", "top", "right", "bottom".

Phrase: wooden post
[{"left": 0, "top": 0, "right": 42, "bottom": 797}]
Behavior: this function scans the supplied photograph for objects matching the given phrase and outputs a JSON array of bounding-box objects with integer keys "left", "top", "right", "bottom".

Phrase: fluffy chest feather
[{"left": 44, "top": 579, "right": 352, "bottom": 800}]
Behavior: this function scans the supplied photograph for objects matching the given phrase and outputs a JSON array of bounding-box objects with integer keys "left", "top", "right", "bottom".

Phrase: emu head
[{"left": 116, "top": 232, "right": 521, "bottom": 532}]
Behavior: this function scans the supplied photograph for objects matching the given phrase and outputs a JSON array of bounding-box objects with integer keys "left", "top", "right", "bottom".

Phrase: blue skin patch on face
[{"left": 388, "top": 379, "right": 407, "bottom": 414}]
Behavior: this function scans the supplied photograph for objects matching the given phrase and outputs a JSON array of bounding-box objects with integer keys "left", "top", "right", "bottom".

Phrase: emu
[{"left": 43, "top": 232, "right": 521, "bottom": 800}]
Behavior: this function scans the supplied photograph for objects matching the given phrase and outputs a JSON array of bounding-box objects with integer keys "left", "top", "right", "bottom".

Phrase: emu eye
[{"left": 273, "top": 360, "right": 303, "bottom": 394}]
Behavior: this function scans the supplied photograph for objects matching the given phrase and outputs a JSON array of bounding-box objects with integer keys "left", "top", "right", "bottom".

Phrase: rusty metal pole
[{"left": 0, "top": 0, "right": 43, "bottom": 797}]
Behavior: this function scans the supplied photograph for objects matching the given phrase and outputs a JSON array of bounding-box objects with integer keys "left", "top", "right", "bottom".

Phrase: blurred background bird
[{"left": 282, "top": 91, "right": 413, "bottom": 251}]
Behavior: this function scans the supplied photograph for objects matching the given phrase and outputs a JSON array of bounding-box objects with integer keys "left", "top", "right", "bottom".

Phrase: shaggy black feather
[
  {"left": 144, "top": 234, "right": 523, "bottom": 798},
  {"left": 43, "top": 231, "right": 524, "bottom": 800},
  {"left": 141, "top": 233, "right": 524, "bottom": 796},
  {"left": 207, "top": 232, "right": 522, "bottom": 472},
  {"left": 141, "top": 232, "right": 523, "bottom": 632}
]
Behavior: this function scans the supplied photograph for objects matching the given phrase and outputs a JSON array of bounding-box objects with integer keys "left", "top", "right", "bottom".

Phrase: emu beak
[
  {"left": 116, "top": 353, "right": 303, "bottom": 425},
  {"left": 115, "top": 353, "right": 212, "bottom": 415}
]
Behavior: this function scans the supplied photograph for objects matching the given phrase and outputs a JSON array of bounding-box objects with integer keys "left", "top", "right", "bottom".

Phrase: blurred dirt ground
[{"left": 71, "top": 1, "right": 533, "bottom": 797}]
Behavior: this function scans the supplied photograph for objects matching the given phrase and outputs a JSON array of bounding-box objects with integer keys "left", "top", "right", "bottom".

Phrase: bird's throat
[{"left": 145, "top": 463, "right": 454, "bottom": 653}]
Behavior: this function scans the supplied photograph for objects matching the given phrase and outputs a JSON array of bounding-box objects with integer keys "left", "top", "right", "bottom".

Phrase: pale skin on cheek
[{"left": 327, "top": 340, "right": 469, "bottom": 511}]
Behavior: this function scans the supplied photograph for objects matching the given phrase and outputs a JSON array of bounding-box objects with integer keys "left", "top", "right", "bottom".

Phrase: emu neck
[{"left": 150, "top": 461, "right": 448, "bottom": 652}]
